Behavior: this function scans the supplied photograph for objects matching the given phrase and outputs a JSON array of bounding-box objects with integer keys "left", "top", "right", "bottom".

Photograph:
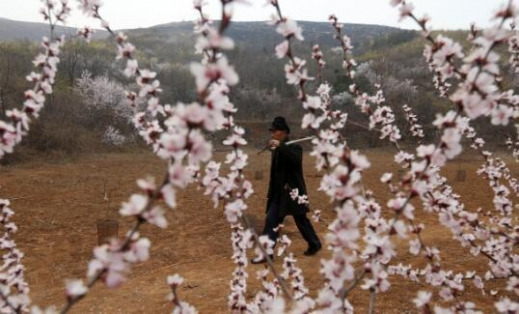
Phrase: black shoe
[
  {"left": 304, "top": 244, "right": 322, "bottom": 256},
  {"left": 250, "top": 255, "right": 274, "bottom": 264}
]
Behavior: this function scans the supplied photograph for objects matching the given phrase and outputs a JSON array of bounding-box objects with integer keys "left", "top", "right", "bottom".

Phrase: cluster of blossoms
[
  {"left": 0, "top": 200, "right": 29, "bottom": 313},
  {"left": 268, "top": 253, "right": 315, "bottom": 313},
  {"left": 390, "top": 1, "right": 519, "bottom": 312},
  {"left": 76, "top": 26, "right": 95, "bottom": 42},
  {"left": 39, "top": 0, "right": 71, "bottom": 29},
  {"left": 1, "top": 20, "right": 66, "bottom": 158},
  {"left": 51, "top": 1, "right": 179, "bottom": 309},
  {"left": 227, "top": 224, "right": 253, "bottom": 311},
  {"left": 54, "top": 0, "right": 248, "bottom": 312},
  {"left": 384, "top": 118, "right": 519, "bottom": 312},
  {"left": 273, "top": 3, "right": 469, "bottom": 312},
  {"left": 402, "top": 104, "right": 425, "bottom": 139},
  {"left": 80, "top": 1, "right": 296, "bottom": 311},
  {"left": 0, "top": 0, "right": 73, "bottom": 311},
  {"left": 187, "top": 4, "right": 277, "bottom": 312},
  {"left": 315, "top": 17, "right": 457, "bottom": 312},
  {"left": 384, "top": 151, "right": 485, "bottom": 310},
  {"left": 239, "top": 231, "right": 316, "bottom": 313},
  {"left": 265, "top": 0, "right": 519, "bottom": 312},
  {"left": 330, "top": 15, "right": 405, "bottom": 149},
  {"left": 289, "top": 188, "right": 309, "bottom": 205},
  {"left": 370, "top": 105, "right": 401, "bottom": 144},
  {"left": 269, "top": 3, "right": 386, "bottom": 312},
  {"left": 394, "top": 1, "right": 519, "bottom": 126},
  {"left": 422, "top": 34, "right": 463, "bottom": 97},
  {"left": 311, "top": 44, "right": 326, "bottom": 81},
  {"left": 274, "top": 11, "right": 402, "bottom": 313},
  {"left": 2, "top": 0, "right": 519, "bottom": 313}
]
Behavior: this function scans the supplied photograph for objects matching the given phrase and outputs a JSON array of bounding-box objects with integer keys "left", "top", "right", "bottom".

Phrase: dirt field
[{"left": 0, "top": 148, "right": 514, "bottom": 313}]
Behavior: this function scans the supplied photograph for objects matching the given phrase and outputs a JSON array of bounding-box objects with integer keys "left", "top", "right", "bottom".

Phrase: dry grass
[{"left": 0, "top": 148, "right": 515, "bottom": 313}]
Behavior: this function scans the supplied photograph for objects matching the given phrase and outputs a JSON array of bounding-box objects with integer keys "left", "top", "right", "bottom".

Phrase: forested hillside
[{"left": 0, "top": 18, "right": 514, "bottom": 157}]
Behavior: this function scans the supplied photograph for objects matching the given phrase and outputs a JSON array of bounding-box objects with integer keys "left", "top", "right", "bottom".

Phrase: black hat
[{"left": 269, "top": 116, "right": 290, "bottom": 134}]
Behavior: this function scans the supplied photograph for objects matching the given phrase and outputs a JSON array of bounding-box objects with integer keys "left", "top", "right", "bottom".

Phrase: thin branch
[
  {"left": 368, "top": 289, "right": 377, "bottom": 314},
  {"left": 240, "top": 214, "right": 293, "bottom": 300}
]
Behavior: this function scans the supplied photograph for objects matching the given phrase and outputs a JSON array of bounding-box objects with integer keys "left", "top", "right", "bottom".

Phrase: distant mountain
[
  {"left": 0, "top": 17, "right": 406, "bottom": 53},
  {"left": 135, "top": 20, "right": 403, "bottom": 53},
  {"left": 0, "top": 18, "right": 109, "bottom": 42}
]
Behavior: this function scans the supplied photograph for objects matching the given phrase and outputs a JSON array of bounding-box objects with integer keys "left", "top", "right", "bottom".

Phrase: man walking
[{"left": 252, "top": 116, "right": 322, "bottom": 264}]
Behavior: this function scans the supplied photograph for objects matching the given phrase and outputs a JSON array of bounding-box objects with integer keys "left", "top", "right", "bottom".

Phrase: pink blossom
[
  {"left": 65, "top": 279, "right": 88, "bottom": 299},
  {"left": 320, "top": 254, "right": 356, "bottom": 294},
  {"left": 315, "top": 288, "right": 343, "bottom": 311},
  {"left": 350, "top": 150, "right": 371, "bottom": 170},
  {"left": 473, "top": 276, "right": 484, "bottom": 289},
  {"left": 275, "top": 40, "right": 290, "bottom": 59},
  {"left": 167, "top": 274, "right": 184, "bottom": 287},
  {"left": 283, "top": 57, "right": 312, "bottom": 85},
  {"left": 124, "top": 59, "right": 138, "bottom": 77},
  {"left": 387, "top": 197, "right": 414, "bottom": 219},
  {"left": 506, "top": 276, "right": 519, "bottom": 295},
  {"left": 116, "top": 43, "right": 135, "bottom": 60},
  {"left": 409, "top": 239, "right": 421, "bottom": 255},
  {"left": 224, "top": 199, "right": 246, "bottom": 223},
  {"left": 276, "top": 235, "right": 292, "bottom": 257},
  {"left": 125, "top": 238, "right": 151, "bottom": 262},
  {"left": 105, "top": 270, "right": 126, "bottom": 288},
  {"left": 225, "top": 149, "right": 248, "bottom": 171},
  {"left": 258, "top": 235, "right": 275, "bottom": 258},
  {"left": 441, "top": 128, "right": 462, "bottom": 159},
  {"left": 195, "top": 28, "right": 234, "bottom": 52},
  {"left": 380, "top": 172, "right": 393, "bottom": 183},
  {"left": 495, "top": 298, "right": 519, "bottom": 313},
  {"left": 77, "top": 26, "right": 94, "bottom": 42},
  {"left": 276, "top": 18, "right": 303, "bottom": 40},
  {"left": 187, "top": 130, "right": 213, "bottom": 164},
  {"left": 391, "top": 219, "right": 407, "bottom": 238},
  {"left": 161, "top": 184, "right": 177, "bottom": 208},
  {"left": 491, "top": 105, "right": 514, "bottom": 125},
  {"left": 222, "top": 127, "right": 247, "bottom": 147},
  {"left": 78, "top": 0, "right": 101, "bottom": 17},
  {"left": 137, "top": 177, "right": 156, "bottom": 194},
  {"left": 190, "top": 57, "right": 239, "bottom": 92},
  {"left": 433, "top": 35, "right": 464, "bottom": 65},
  {"left": 159, "top": 132, "right": 188, "bottom": 160},
  {"left": 120, "top": 194, "right": 148, "bottom": 216},
  {"left": 417, "top": 144, "right": 435, "bottom": 158},
  {"left": 302, "top": 96, "right": 322, "bottom": 110},
  {"left": 137, "top": 69, "right": 157, "bottom": 86},
  {"left": 394, "top": 151, "right": 415, "bottom": 164},
  {"left": 142, "top": 207, "right": 168, "bottom": 229},
  {"left": 302, "top": 113, "right": 325, "bottom": 129},
  {"left": 87, "top": 245, "right": 128, "bottom": 288},
  {"left": 398, "top": 3, "right": 415, "bottom": 21},
  {"left": 413, "top": 291, "right": 432, "bottom": 308}
]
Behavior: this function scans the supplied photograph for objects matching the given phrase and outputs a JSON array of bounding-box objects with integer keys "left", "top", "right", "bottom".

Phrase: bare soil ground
[{"left": 0, "top": 148, "right": 515, "bottom": 313}]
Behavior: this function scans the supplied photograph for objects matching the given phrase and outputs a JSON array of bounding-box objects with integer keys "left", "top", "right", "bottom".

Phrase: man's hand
[{"left": 269, "top": 139, "right": 280, "bottom": 149}]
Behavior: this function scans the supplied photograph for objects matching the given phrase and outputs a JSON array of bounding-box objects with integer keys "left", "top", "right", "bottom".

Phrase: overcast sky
[{"left": 0, "top": 0, "right": 514, "bottom": 30}]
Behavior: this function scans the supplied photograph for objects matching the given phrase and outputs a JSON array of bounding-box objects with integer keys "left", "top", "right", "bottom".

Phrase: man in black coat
[{"left": 252, "top": 116, "right": 322, "bottom": 264}]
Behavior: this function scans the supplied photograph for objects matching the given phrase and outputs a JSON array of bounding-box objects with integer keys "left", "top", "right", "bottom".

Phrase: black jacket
[{"left": 266, "top": 138, "right": 309, "bottom": 216}]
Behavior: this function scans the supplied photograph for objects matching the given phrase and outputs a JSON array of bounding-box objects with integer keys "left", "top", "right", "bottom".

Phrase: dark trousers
[{"left": 262, "top": 200, "right": 321, "bottom": 248}]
